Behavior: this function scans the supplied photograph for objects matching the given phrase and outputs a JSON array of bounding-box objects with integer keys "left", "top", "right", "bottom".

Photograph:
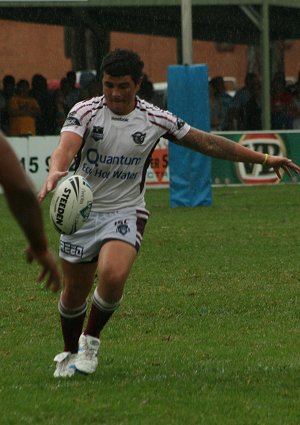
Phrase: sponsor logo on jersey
[
  {"left": 63, "top": 116, "right": 81, "bottom": 127},
  {"left": 176, "top": 117, "right": 185, "bottom": 130},
  {"left": 86, "top": 149, "right": 141, "bottom": 166},
  {"left": 132, "top": 131, "right": 146, "bottom": 145},
  {"left": 235, "top": 133, "right": 286, "bottom": 184},
  {"left": 112, "top": 116, "right": 129, "bottom": 122},
  {"left": 115, "top": 220, "right": 130, "bottom": 235},
  {"left": 60, "top": 241, "right": 84, "bottom": 257},
  {"left": 91, "top": 126, "right": 104, "bottom": 141}
]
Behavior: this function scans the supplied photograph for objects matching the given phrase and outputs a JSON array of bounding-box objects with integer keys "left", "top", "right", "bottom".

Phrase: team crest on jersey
[
  {"left": 132, "top": 131, "right": 146, "bottom": 145},
  {"left": 92, "top": 126, "right": 104, "bottom": 141},
  {"left": 115, "top": 220, "right": 130, "bottom": 235},
  {"left": 176, "top": 117, "right": 185, "bottom": 130}
]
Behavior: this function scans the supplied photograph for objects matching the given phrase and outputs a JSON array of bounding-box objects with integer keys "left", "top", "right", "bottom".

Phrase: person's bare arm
[
  {"left": 176, "top": 127, "right": 300, "bottom": 179},
  {"left": 0, "top": 133, "right": 61, "bottom": 292}
]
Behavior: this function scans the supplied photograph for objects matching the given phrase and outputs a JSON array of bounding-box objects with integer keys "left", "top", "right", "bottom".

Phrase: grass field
[{"left": 1, "top": 184, "right": 300, "bottom": 425}]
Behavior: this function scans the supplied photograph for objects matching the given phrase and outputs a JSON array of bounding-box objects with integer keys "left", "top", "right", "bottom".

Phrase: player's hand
[
  {"left": 26, "top": 246, "right": 61, "bottom": 293},
  {"left": 266, "top": 156, "right": 300, "bottom": 179},
  {"left": 38, "top": 171, "right": 68, "bottom": 202}
]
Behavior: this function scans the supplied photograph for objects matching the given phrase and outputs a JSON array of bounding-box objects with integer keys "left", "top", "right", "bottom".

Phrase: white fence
[{"left": 4, "top": 136, "right": 170, "bottom": 192}]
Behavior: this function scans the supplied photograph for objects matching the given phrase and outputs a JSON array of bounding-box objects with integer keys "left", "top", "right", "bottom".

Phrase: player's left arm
[{"left": 176, "top": 127, "right": 300, "bottom": 179}]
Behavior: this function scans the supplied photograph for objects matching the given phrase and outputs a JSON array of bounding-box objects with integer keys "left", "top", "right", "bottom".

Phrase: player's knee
[{"left": 100, "top": 266, "right": 128, "bottom": 289}]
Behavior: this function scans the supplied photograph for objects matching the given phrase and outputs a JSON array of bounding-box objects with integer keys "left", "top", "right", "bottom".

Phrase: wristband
[{"left": 262, "top": 153, "right": 269, "bottom": 166}]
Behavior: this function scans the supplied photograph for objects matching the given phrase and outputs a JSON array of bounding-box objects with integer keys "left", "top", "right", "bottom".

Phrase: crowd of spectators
[
  {"left": 139, "top": 71, "right": 300, "bottom": 132},
  {"left": 0, "top": 71, "right": 102, "bottom": 136},
  {"left": 209, "top": 71, "right": 300, "bottom": 131},
  {"left": 1, "top": 70, "right": 300, "bottom": 136}
]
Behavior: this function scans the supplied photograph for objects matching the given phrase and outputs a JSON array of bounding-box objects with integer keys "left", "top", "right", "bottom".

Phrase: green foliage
[{"left": 1, "top": 185, "right": 300, "bottom": 424}]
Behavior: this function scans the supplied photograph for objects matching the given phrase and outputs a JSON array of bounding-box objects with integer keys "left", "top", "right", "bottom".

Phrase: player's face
[{"left": 102, "top": 73, "right": 141, "bottom": 115}]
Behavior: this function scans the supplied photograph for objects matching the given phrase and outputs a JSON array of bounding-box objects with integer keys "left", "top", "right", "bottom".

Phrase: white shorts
[{"left": 59, "top": 207, "right": 149, "bottom": 263}]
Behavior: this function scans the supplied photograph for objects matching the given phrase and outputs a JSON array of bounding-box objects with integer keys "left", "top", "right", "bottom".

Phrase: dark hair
[
  {"left": 17, "top": 79, "right": 30, "bottom": 89},
  {"left": 31, "top": 73, "right": 47, "bottom": 91},
  {"left": 16, "top": 79, "right": 30, "bottom": 95},
  {"left": 66, "top": 71, "right": 76, "bottom": 82},
  {"left": 100, "top": 49, "right": 144, "bottom": 83},
  {"left": 245, "top": 72, "right": 258, "bottom": 86},
  {"left": 3, "top": 74, "right": 15, "bottom": 87}
]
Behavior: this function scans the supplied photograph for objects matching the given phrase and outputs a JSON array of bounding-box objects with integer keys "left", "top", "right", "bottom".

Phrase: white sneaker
[
  {"left": 75, "top": 334, "right": 100, "bottom": 374},
  {"left": 53, "top": 351, "right": 77, "bottom": 378}
]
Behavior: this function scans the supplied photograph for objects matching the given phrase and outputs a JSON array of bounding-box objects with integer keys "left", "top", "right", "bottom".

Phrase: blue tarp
[{"left": 168, "top": 64, "right": 212, "bottom": 207}]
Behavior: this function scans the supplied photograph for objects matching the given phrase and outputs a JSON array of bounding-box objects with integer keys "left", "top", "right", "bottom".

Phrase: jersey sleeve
[
  {"left": 146, "top": 103, "right": 190, "bottom": 141},
  {"left": 170, "top": 118, "right": 190, "bottom": 140},
  {"left": 162, "top": 111, "right": 190, "bottom": 140},
  {"left": 61, "top": 101, "right": 93, "bottom": 138}
]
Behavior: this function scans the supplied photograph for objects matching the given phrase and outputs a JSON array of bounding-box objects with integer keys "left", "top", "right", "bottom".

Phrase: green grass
[{"left": 1, "top": 184, "right": 300, "bottom": 424}]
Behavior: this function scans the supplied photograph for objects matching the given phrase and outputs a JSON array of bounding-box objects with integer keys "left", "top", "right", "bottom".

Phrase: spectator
[
  {"left": 8, "top": 79, "right": 40, "bottom": 136},
  {"left": 82, "top": 77, "right": 102, "bottom": 100},
  {"left": 0, "top": 89, "right": 5, "bottom": 132},
  {"left": 209, "top": 76, "right": 232, "bottom": 131},
  {"left": 228, "top": 72, "right": 259, "bottom": 130},
  {"left": 271, "top": 72, "right": 296, "bottom": 130},
  {"left": 79, "top": 70, "right": 97, "bottom": 92},
  {"left": 52, "top": 89, "right": 67, "bottom": 135},
  {"left": 292, "top": 81, "right": 300, "bottom": 129},
  {"left": 60, "top": 77, "right": 71, "bottom": 98},
  {"left": 30, "top": 73, "right": 54, "bottom": 135},
  {"left": 137, "top": 74, "right": 154, "bottom": 102},
  {"left": 64, "top": 71, "right": 83, "bottom": 113},
  {"left": 245, "top": 81, "right": 262, "bottom": 130},
  {"left": 209, "top": 80, "right": 219, "bottom": 131},
  {"left": 0, "top": 75, "right": 15, "bottom": 134},
  {"left": 58, "top": 77, "right": 71, "bottom": 115}
]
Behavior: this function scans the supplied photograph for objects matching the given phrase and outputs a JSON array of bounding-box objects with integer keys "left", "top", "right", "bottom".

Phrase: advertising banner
[
  {"left": 145, "top": 137, "right": 169, "bottom": 187},
  {"left": 147, "top": 131, "right": 300, "bottom": 186},
  {"left": 3, "top": 131, "right": 300, "bottom": 194},
  {"left": 212, "top": 131, "right": 300, "bottom": 184}
]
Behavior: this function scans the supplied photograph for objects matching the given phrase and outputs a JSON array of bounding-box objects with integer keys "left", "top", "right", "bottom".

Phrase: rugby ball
[{"left": 50, "top": 175, "right": 93, "bottom": 235}]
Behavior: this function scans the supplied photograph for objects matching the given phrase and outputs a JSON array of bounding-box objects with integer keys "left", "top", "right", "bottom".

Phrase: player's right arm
[
  {"left": 0, "top": 132, "right": 61, "bottom": 292},
  {"left": 38, "top": 131, "right": 83, "bottom": 202}
]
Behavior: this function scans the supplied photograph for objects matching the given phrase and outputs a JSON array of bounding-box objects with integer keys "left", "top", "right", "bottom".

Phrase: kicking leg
[{"left": 54, "top": 260, "right": 97, "bottom": 378}]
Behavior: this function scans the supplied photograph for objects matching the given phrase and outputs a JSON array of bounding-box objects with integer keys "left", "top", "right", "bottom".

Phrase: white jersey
[{"left": 61, "top": 95, "right": 190, "bottom": 212}]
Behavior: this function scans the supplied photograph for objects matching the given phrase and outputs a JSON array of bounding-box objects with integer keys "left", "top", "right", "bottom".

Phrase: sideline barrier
[
  {"left": 4, "top": 135, "right": 170, "bottom": 192},
  {"left": 4, "top": 130, "right": 300, "bottom": 193},
  {"left": 211, "top": 131, "right": 300, "bottom": 184},
  {"left": 7, "top": 136, "right": 59, "bottom": 191},
  {"left": 149, "top": 130, "right": 300, "bottom": 186}
]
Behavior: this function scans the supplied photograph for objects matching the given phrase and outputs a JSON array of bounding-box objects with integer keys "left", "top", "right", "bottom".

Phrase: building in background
[{"left": 0, "top": 19, "right": 299, "bottom": 91}]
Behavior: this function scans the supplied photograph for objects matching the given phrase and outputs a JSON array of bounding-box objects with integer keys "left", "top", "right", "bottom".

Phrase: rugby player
[{"left": 39, "top": 49, "right": 300, "bottom": 377}]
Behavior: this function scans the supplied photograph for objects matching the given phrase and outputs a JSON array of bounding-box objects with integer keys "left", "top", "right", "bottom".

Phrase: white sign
[{"left": 3, "top": 136, "right": 170, "bottom": 193}]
